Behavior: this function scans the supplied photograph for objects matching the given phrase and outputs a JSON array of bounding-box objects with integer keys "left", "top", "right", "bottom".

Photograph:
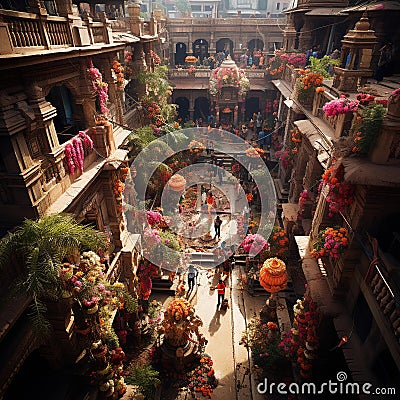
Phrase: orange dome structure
[
  {"left": 259, "top": 257, "right": 287, "bottom": 293},
  {"left": 167, "top": 174, "right": 186, "bottom": 192}
]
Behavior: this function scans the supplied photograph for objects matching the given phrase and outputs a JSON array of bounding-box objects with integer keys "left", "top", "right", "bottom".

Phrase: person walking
[
  {"left": 215, "top": 279, "right": 226, "bottom": 309},
  {"left": 207, "top": 192, "right": 215, "bottom": 214},
  {"left": 187, "top": 264, "right": 199, "bottom": 291},
  {"left": 214, "top": 215, "right": 222, "bottom": 239}
]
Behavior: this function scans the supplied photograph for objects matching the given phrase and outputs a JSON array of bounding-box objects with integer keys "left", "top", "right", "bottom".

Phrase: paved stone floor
[{"left": 153, "top": 259, "right": 269, "bottom": 400}]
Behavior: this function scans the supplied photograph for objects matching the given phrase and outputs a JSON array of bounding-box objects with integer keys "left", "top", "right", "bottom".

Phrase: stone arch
[
  {"left": 175, "top": 97, "right": 190, "bottom": 122},
  {"left": 45, "top": 85, "right": 80, "bottom": 144},
  {"left": 247, "top": 39, "right": 264, "bottom": 52},
  {"left": 193, "top": 97, "right": 210, "bottom": 123},
  {"left": 175, "top": 42, "right": 187, "bottom": 66},
  {"left": 192, "top": 39, "right": 209, "bottom": 62},
  {"left": 216, "top": 38, "right": 234, "bottom": 57},
  {"left": 244, "top": 97, "right": 259, "bottom": 121}
]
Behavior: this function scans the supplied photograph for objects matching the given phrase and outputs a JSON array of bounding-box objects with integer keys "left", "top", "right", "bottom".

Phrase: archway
[
  {"left": 193, "top": 97, "right": 210, "bottom": 124},
  {"left": 45, "top": 85, "right": 79, "bottom": 144},
  {"left": 245, "top": 97, "right": 259, "bottom": 121},
  {"left": 175, "top": 97, "right": 190, "bottom": 122},
  {"left": 175, "top": 42, "right": 187, "bottom": 66},
  {"left": 247, "top": 39, "right": 264, "bottom": 52},
  {"left": 216, "top": 38, "right": 234, "bottom": 57},
  {"left": 192, "top": 39, "right": 209, "bottom": 62}
]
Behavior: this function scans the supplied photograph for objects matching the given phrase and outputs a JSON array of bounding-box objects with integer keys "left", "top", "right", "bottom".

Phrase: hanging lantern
[
  {"left": 259, "top": 257, "right": 287, "bottom": 293},
  {"left": 167, "top": 174, "right": 186, "bottom": 192}
]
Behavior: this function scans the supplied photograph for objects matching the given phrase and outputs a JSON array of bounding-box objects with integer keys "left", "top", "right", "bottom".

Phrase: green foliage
[
  {"left": 126, "top": 364, "right": 160, "bottom": 399},
  {"left": 159, "top": 230, "right": 180, "bottom": 251},
  {"left": 128, "top": 126, "right": 156, "bottom": 159},
  {"left": 353, "top": 103, "right": 386, "bottom": 154},
  {"left": 175, "top": 0, "right": 191, "bottom": 14},
  {"left": 0, "top": 214, "right": 108, "bottom": 339},
  {"left": 307, "top": 56, "right": 340, "bottom": 78}
]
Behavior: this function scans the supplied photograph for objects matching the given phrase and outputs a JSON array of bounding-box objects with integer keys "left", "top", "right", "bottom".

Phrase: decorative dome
[
  {"left": 209, "top": 55, "right": 250, "bottom": 99},
  {"left": 259, "top": 257, "right": 287, "bottom": 293},
  {"left": 355, "top": 16, "right": 370, "bottom": 31},
  {"left": 167, "top": 173, "right": 186, "bottom": 192}
]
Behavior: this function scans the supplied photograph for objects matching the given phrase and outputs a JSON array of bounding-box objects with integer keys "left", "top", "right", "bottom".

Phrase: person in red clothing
[{"left": 215, "top": 279, "right": 226, "bottom": 310}]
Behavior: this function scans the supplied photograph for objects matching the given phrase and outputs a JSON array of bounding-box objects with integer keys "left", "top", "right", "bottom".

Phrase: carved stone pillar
[
  {"left": 128, "top": 4, "right": 143, "bottom": 37},
  {"left": 283, "top": 15, "right": 297, "bottom": 52},
  {"left": 299, "top": 20, "right": 312, "bottom": 52},
  {"left": 28, "top": 0, "right": 47, "bottom": 15},
  {"left": 55, "top": 0, "right": 73, "bottom": 16}
]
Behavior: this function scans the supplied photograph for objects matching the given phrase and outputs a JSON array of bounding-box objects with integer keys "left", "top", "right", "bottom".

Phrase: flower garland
[
  {"left": 322, "top": 96, "right": 359, "bottom": 117},
  {"left": 246, "top": 147, "right": 264, "bottom": 158},
  {"left": 185, "top": 55, "right": 198, "bottom": 63},
  {"left": 319, "top": 163, "right": 354, "bottom": 216},
  {"left": 64, "top": 131, "right": 93, "bottom": 175},
  {"left": 310, "top": 227, "right": 349, "bottom": 259},
  {"left": 88, "top": 60, "right": 109, "bottom": 114},
  {"left": 188, "top": 139, "right": 206, "bottom": 153},
  {"left": 112, "top": 60, "right": 125, "bottom": 89},
  {"left": 297, "top": 189, "right": 311, "bottom": 220}
]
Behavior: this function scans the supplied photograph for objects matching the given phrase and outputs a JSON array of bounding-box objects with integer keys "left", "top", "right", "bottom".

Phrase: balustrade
[
  {"left": 0, "top": 9, "right": 111, "bottom": 54},
  {"left": 368, "top": 259, "right": 400, "bottom": 343}
]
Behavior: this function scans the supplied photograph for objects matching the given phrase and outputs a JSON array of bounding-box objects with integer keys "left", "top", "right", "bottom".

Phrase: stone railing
[
  {"left": 367, "top": 256, "right": 400, "bottom": 345},
  {"left": 0, "top": 9, "right": 114, "bottom": 54},
  {"left": 168, "top": 17, "right": 285, "bottom": 26},
  {"left": 281, "top": 64, "right": 301, "bottom": 89}
]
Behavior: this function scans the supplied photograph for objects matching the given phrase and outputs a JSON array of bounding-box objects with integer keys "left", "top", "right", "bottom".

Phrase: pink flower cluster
[
  {"left": 287, "top": 53, "right": 306, "bottom": 68},
  {"left": 146, "top": 210, "right": 163, "bottom": 226},
  {"left": 323, "top": 97, "right": 359, "bottom": 117},
  {"left": 88, "top": 60, "right": 109, "bottom": 114},
  {"left": 241, "top": 233, "right": 269, "bottom": 256},
  {"left": 64, "top": 133, "right": 93, "bottom": 175}
]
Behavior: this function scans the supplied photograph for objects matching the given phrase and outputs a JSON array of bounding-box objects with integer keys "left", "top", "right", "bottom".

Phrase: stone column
[
  {"left": 299, "top": 20, "right": 312, "bottom": 52},
  {"left": 283, "top": 15, "right": 297, "bottom": 51},
  {"left": 128, "top": 4, "right": 143, "bottom": 37}
]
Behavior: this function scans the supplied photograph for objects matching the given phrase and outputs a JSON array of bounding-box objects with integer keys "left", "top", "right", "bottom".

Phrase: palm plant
[{"left": 0, "top": 213, "right": 108, "bottom": 339}]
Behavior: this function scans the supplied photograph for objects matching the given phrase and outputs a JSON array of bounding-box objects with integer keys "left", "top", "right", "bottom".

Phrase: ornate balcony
[{"left": 0, "top": 9, "right": 113, "bottom": 55}]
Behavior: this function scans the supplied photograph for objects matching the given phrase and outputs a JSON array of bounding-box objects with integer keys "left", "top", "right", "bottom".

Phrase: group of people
[{"left": 239, "top": 49, "right": 266, "bottom": 69}]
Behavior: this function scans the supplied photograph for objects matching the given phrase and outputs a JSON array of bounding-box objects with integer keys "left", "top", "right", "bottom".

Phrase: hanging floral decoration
[
  {"left": 319, "top": 163, "right": 354, "bottom": 216},
  {"left": 275, "top": 150, "right": 292, "bottom": 169},
  {"left": 88, "top": 60, "right": 109, "bottom": 114},
  {"left": 322, "top": 96, "right": 359, "bottom": 117},
  {"left": 209, "top": 65, "right": 250, "bottom": 98},
  {"left": 310, "top": 227, "right": 349, "bottom": 259},
  {"left": 64, "top": 131, "right": 94, "bottom": 175},
  {"left": 297, "top": 190, "right": 311, "bottom": 220},
  {"left": 315, "top": 86, "right": 325, "bottom": 93},
  {"left": 112, "top": 60, "right": 125, "bottom": 90}
]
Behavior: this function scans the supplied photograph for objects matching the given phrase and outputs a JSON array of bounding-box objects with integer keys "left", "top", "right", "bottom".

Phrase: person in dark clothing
[
  {"left": 187, "top": 265, "right": 199, "bottom": 290},
  {"left": 214, "top": 215, "right": 222, "bottom": 239}
]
